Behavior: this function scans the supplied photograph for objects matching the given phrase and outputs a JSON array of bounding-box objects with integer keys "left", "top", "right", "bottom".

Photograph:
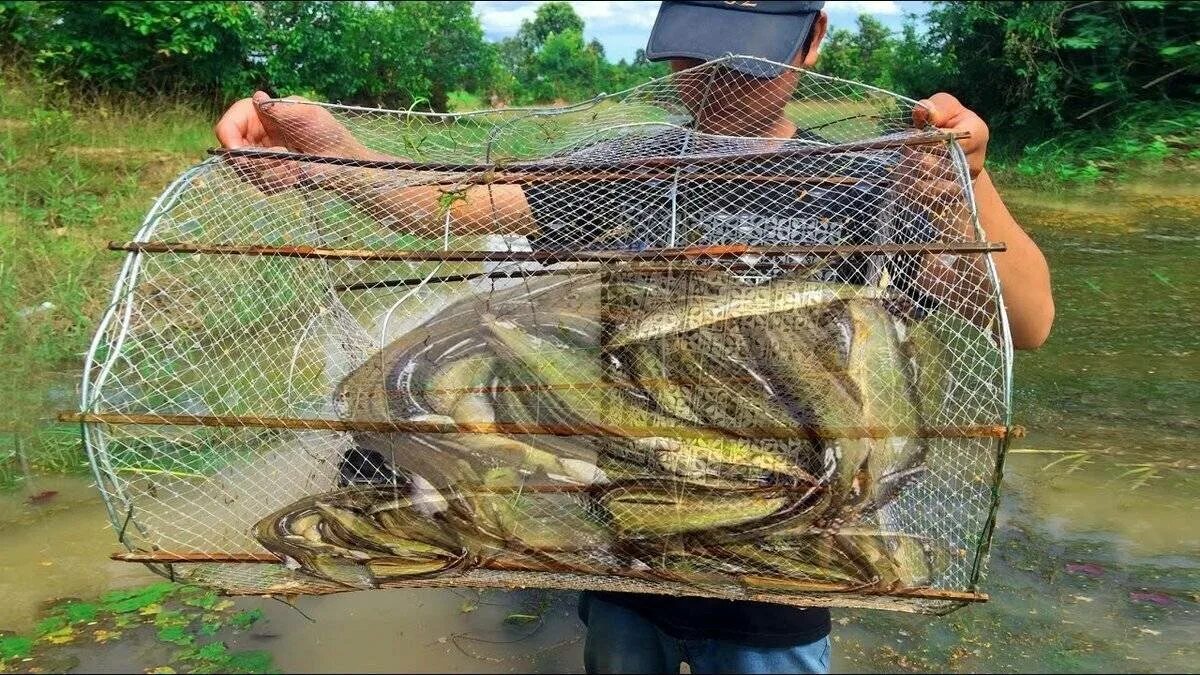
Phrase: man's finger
[
  {"left": 913, "top": 99, "right": 938, "bottom": 129},
  {"left": 214, "top": 98, "right": 255, "bottom": 149}
]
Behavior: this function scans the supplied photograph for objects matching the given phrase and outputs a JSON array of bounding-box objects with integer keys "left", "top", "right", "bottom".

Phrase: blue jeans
[{"left": 582, "top": 594, "right": 831, "bottom": 674}]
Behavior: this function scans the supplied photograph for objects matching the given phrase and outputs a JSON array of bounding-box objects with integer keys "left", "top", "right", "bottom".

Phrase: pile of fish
[{"left": 255, "top": 269, "right": 953, "bottom": 595}]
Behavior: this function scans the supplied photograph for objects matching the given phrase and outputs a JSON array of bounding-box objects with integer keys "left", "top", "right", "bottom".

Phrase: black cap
[{"left": 646, "top": 1, "right": 825, "bottom": 78}]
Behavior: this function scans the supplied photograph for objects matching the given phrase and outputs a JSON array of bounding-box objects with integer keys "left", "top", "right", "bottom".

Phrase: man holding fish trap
[{"left": 215, "top": 1, "right": 1054, "bottom": 673}]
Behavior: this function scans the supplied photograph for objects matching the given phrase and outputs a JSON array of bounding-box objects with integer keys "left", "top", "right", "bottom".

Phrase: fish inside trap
[{"left": 72, "top": 56, "right": 1012, "bottom": 614}]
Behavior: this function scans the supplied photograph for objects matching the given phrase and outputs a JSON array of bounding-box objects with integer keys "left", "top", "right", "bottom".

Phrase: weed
[{"left": 1, "top": 70, "right": 211, "bottom": 487}]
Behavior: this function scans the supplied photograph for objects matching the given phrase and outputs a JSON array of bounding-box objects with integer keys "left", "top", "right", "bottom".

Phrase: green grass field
[{"left": 0, "top": 72, "right": 213, "bottom": 486}]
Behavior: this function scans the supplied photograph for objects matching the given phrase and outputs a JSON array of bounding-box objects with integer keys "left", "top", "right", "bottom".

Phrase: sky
[{"left": 475, "top": 1, "right": 930, "bottom": 63}]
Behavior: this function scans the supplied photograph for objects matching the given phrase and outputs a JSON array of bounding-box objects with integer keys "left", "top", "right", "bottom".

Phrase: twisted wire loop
[{"left": 75, "top": 56, "right": 1009, "bottom": 613}]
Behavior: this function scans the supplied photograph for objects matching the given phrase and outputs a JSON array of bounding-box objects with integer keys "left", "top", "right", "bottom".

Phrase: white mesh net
[{"left": 77, "top": 57, "right": 1012, "bottom": 614}]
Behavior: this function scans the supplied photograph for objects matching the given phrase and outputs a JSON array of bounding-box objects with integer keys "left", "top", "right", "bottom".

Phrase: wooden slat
[
  {"left": 62, "top": 411, "right": 1016, "bottom": 441},
  {"left": 108, "top": 241, "right": 1006, "bottom": 262},
  {"left": 109, "top": 551, "right": 987, "bottom": 603}
]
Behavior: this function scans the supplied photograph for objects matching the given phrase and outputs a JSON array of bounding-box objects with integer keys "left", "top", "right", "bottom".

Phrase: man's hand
[
  {"left": 913, "top": 92, "right": 989, "bottom": 179},
  {"left": 213, "top": 91, "right": 378, "bottom": 193}
]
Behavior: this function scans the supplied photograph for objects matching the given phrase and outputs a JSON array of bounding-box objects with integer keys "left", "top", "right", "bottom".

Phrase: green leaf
[
  {"left": 0, "top": 635, "right": 34, "bottom": 660},
  {"left": 192, "top": 641, "right": 229, "bottom": 662},
  {"left": 41, "top": 626, "right": 77, "bottom": 645},
  {"left": 155, "top": 610, "right": 190, "bottom": 629},
  {"left": 1059, "top": 36, "right": 1101, "bottom": 50},
  {"left": 228, "top": 609, "right": 263, "bottom": 630},
  {"left": 34, "top": 615, "right": 68, "bottom": 637},
  {"left": 62, "top": 601, "right": 99, "bottom": 623},
  {"left": 101, "top": 582, "right": 178, "bottom": 614},
  {"left": 156, "top": 625, "right": 194, "bottom": 646},
  {"left": 182, "top": 591, "right": 221, "bottom": 610},
  {"left": 221, "top": 649, "right": 276, "bottom": 674}
]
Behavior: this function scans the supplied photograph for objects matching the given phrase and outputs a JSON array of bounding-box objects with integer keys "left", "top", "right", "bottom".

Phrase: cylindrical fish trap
[{"left": 72, "top": 57, "right": 1013, "bottom": 614}]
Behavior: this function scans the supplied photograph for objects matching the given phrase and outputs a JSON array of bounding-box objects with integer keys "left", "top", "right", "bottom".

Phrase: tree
[
  {"left": 527, "top": 28, "right": 601, "bottom": 102},
  {"left": 27, "top": 1, "right": 263, "bottom": 101},
  {"left": 852, "top": 14, "right": 895, "bottom": 89},
  {"left": 517, "top": 1, "right": 584, "bottom": 52},
  {"left": 813, "top": 27, "right": 859, "bottom": 81},
  {"left": 924, "top": 0, "right": 1199, "bottom": 143},
  {"left": 258, "top": 1, "right": 488, "bottom": 110}
]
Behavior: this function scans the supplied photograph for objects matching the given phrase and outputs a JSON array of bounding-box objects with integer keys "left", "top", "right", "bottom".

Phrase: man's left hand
[{"left": 913, "top": 92, "right": 989, "bottom": 179}]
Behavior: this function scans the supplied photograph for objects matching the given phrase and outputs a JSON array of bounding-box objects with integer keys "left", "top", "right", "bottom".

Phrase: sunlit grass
[{"left": 0, "top": 67, "right": 215, "bottom": 484}]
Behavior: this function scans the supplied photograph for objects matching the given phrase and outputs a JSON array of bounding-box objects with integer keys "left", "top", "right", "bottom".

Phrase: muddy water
[
  {"left": 2, "top": 175, "right": 1198, "bottom": 672},
  {"left": 0, "top": 476, "right": 159, "bottom": 633}
]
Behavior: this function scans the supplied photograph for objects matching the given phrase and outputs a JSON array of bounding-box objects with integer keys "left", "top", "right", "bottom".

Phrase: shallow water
[{"left": 1, "top": 175, "right": 1197, "bottom": 672}]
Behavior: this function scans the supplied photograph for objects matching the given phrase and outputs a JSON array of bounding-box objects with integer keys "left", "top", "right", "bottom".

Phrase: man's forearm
[
  {"left": 309, "top": 164, "right": 535, "bottom": 237},
  {"left": 972, "top": 170, "right": 1054, "bottom": 349}
]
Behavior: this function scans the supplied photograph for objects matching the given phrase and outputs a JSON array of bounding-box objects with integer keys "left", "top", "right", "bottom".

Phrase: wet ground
[{"left": 1, "top": 175, "right": 1197, "bottom": 672}]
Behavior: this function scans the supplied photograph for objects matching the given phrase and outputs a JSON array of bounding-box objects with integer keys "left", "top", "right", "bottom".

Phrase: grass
[
  {"left": 0, "top": 68, "right": 214, "bottom": 487},
  {"left": 988, "top": 102, "right": 1200, "bottom": 186}
]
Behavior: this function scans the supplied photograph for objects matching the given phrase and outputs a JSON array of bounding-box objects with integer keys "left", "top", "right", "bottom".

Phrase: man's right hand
[{"left": 214, "top": 91, "right": 378, "bottom": 193}]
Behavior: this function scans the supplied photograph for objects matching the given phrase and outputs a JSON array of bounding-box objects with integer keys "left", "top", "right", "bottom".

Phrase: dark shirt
[{"left": 579, "top": 590, "right": 832, "bottom": 647}]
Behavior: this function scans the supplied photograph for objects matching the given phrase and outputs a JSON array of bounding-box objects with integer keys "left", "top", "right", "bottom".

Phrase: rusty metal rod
[
  {"left": 333, "top": 259, "right": 829, "bottom": 292},
  {"left": 107, "top": 551, "right": 986, "bottom": 602},
  {"left": 207, "top": 130, "right": 969, "bottom": 173},
  {"left": 61, "top": 411, "right": 1015, "bottom": 441},
  {"left": 109, "top": 241, "right": 1006, "bottom": 263}
]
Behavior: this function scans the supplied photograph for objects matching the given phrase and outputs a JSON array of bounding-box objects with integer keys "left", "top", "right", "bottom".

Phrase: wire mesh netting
[{"left": 77, "top": 57, "right": 1013, "bottom": 614}]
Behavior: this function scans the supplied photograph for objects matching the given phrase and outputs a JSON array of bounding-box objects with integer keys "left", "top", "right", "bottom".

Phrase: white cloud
[
  {"left": 475, "top": 2, "right": 540, "bottom": 33},
  {"left": 825, "top": 1, "right": 903, "bottom": 15},
  {"left": 476, "top": 1, "right": 922, "bottom": 61},
  {"left": 476, "top": 2, "right": 660, "bottom": 38}
]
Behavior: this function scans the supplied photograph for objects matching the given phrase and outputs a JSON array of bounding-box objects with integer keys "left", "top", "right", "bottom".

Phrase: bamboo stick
[
  {"left": 333, "top": 260, "right": 820, "bottom": 292},
  {"left": 109, "top": 241, "right": 1006, "bottom": 262},
  {"left": 108, "top": 551, "right": 987, "bottom": 602},
  {"left": 61, "top": 411, "right": 1015, "bottom": 441}
]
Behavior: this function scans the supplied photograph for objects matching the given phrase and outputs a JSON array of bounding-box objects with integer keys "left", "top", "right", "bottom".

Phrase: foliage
[
  {"left": 0, "top": 70, "right": 212, "bottom": 487},
  {"left": 0, "top": 582, "right": 274, "bottom": 673},
  {"left": 923, "top": 1, "right": 1197, "bottom": 143},
  {"left": 259, "top": 1, "right": 488, "bottom": 110},
  {"left": 1, "top": 0, "right": 667, "bottom": 109},
  {"left": 814, "top": 1, "right": 1199, "bottom": 180},
  {"left": 20, "top": 1, "right": 261, "bottom": 102},
  {"left": 456, "top": 2, "right": 666, "bottom": 105}
]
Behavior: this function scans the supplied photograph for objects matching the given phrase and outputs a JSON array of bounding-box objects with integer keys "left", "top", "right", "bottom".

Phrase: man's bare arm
[
  {"left": 308, "top": 167, "right": 536, "bottom": 237},
  {"left": 915, "top": 93, "right": 1055, "bottom": 350}
]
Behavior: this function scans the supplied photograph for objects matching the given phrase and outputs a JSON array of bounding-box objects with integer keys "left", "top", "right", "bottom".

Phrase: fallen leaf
[
  {"left": 1065, "top": 562, "right": 1104, "bottom": 577},
  {"left": 41, "top": 627, "right": 76, "bottom": 645},
  {"left": 1129, "top": 591, "right": 1173, "bottom": 607},
  {"left": 93, "top": 629, "right": 122, "bottom": 643}
]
